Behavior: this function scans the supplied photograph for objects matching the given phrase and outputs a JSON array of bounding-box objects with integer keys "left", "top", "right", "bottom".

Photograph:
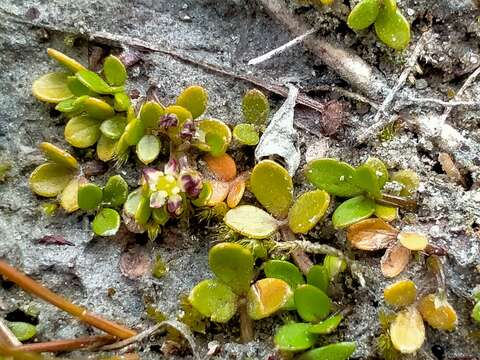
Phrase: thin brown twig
[
  {"left": 15, "top": 335, "right": 115, "bottom": 353},
  {"left": 0, "top": 260, "right": 136, "bottom": 339}
]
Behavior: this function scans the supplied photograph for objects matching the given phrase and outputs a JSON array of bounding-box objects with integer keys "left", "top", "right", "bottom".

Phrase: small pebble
[{"left": 415, "top": 79, "right": 428, "bottom": 90}]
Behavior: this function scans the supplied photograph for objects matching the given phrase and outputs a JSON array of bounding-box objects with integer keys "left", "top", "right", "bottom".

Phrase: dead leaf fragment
[
  {"left": 347, "top": 218, "right": 398, "bottom": 250},
  {"left": 204, "top": 153, "right": 237, "bottom": 182},
  {"left": 37, "top": 235, "right": 74, "bottom": 246},
  {"left": 438, "top": 152, "right": 466, "bottom": 187},
  {"left": 381, "top": 242, "right": 410, "bottom": 277},
  {"left": 207, "top": 180, "right": 231, "bottom": 206},
  {"left": 227, "top": 178, "right": 246, "bottom": 208},
  {"left": 120, "top": 246, "right": 151, "bottom": 279}
]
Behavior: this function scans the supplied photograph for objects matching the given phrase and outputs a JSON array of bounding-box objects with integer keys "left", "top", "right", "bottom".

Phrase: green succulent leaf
[
  {"left": 92, "top": 208, "right": 121, "bottom": 236},
  {"left": 32, "top": 72, "right": 73, "bottom": 103},
  {"left": 352, "top": 164, "right": 381, "bottom": 199},
  {"left": 67, "top": 76, "right": 93, "bottom": 97},
  {"left": 64, "top": 115, "right": 101, "bottom": 149},
  {"left": 297, "top": 342, "right": 357, "bottom": 360},
  {"left": 306, "top": 265, "right": 329, "bottom": 293},
  {"left": 390, "top": 170, "right": 419, "bottom": 196},
  {"left": 97, "top": 135, "right": 118, "bottom": 162},
  {"left": 383, "top": 0, "right": 397, "bottom": 14},
  {"left": 134, "top": 194, "right": 152, "bottom": 225},
  {"left": 152, "top": 206, "right": 170, "bottom": 225},
  {"left": 139, "top": 101, "right": 165, "bottom": 129},
  {"left": 29, "top": 163, "right": 74, "bottom": 198},
  {"left": 209, "top": 242, "right": 254, "bottom": 294},
  {"left": 323, "top": 255, "right": 347, "bottom": 281},
  {"left": 347, "top": 0, "right": 380, "bottom": 30},
  {"left": 242, "top": 89, "right": 270, "bottom": 125},
  {"left": 264, "top": 260, "right": 305, "bottom": 289},
  {"left": 7, "top": 322, "right": 37, "bottom": 341},
  {"left": 103, "top": 55, "right": 127, "bottom": 86},
  {"left": 224, "top": 205, "right": 279, "bottom": 239},
  {"left": 472, "top": 302, "right": 480, "bottom": 323},
  {"left": 251, "top": 160, "right": 293, "bottom": 219},
  {"left": 233, "top": 123, "right": 259, "bottom": 146},
  {"left": 78, "top": 183, "right": 103, "bottom": 210},
  {"left": 47, "top": 48, "right": 87, "bottom": 73},
  {"left": 374, "top": 9, "right": 411, "bottom": 50},
  {"left": 197, "top": 119, "right": 232, "bottom": 157},
  {"left": 100, "top": 116, "right": 128, "bottom": 140},
  {"left": 39, "top": 142, "right": 78, "bottom": 170},
  {"left": 55, "top": 97, "right": 82, "bottom": 113},
  {"left": 124, "top": 188, "right": 150, "bottom": 227},
  {"left": 123, "top": 118, "right": 145, "bottom": 145},
  {"left": 332, "top": 195, "right": 376, "bottom": 228},
  {"left": 364, "top": 157, "right": 389, "bottom": 189},
  {"left": 191, "top": 182, "right": 212, "bottom": 207},
  {"left": 103, "top": 175, "right": 129, "bottom": 207},
  {"left": 309, "top": 314, "right": 344, "bottom": 334},
  {"left": 274, "top": 323, "right": 316, "bottom": 352},
  {"left": 294, "top": 284, "right": 332, "bottom": 323},
  {"left": 305, "top": 159, "right": 362, "bottom": 197},
  {"left": 176, "top": 85, "right": 208, "bottom": 119},
  {"left": 188, "top": 279, "right": 238, "bottom": 323},
  {"left": 75, "top": 70, "right": 124, "bottom": 94},
  {"left": 136, "top": 135, "right": 161, "bottom": 165},
  {"left": 288, "top": 190, "right": 330, "bottom": 234},
  {"left": 114, "top": 91, "right": 131, "bottom": 112},
  {"left": 82, "top": 96, "right": 115, "bottom": 120}
]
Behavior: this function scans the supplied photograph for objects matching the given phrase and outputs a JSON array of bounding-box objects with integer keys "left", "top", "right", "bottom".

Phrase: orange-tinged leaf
[
  {"left": 204, "top": 153, "right": 237, "bottom": 181},
  {"left": 347, "top": 218, "right": 398, "bottom": 250},
  {"left": 247, "top": 278, "right": 293, "bottom": 320},
  {"left": 227, "top": 178, "right": 245, "bottom": 208},
  {"left": 418, "top": 294, "right": 457, "bottom": 331},
  {"left": 381, "top": 242, "right": 410, "bottom": 277},
  {"left": 390, "top": 307, "right": 425, "bottom": 354},
  {"left": 207, "top": 180, "right": 231, "bottom": 206},
  {"left": 398, "top": 232, "right": 428, "bottom": 251},
  {"left": 384, "top": 280, "right": 417, "bottom": 308}
]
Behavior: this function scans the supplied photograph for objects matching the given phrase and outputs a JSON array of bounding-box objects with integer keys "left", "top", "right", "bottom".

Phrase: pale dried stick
[
  {"left": 0, "top": 319, "right": 21, "bottom": 347},
  {"left": 409, "top": 97, "right": 480, "bottom": 107}
]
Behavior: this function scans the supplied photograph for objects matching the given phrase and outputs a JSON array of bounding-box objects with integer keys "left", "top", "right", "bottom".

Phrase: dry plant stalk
[
  {"left": 15, "top": 335, "right": 115, "bottom": 353},
  {"left": 0, "top": 260, "right": 136, "bottom": 339}
]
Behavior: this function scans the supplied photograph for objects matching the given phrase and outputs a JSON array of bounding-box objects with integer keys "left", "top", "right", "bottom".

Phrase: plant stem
[
  {"left": 0, "top": 260, "right": 136, "bottom": 339},
  {"left": 238, "top": 297, "right": 254, "bottom": 343},
  {"left": 0, "top": 342, "right": 41, "bottom": 360},
  {"left": 378, "top": 194, "right": 417, "bottom": 210},
  {"left": 279, "top": 226, "right": 313, "bottom": 275},
  {"left": 15, "top": 335, "right": 115, "bottom": 353},
  {"left": 0, "top": 319, "right": 21, "bottom": 347}
]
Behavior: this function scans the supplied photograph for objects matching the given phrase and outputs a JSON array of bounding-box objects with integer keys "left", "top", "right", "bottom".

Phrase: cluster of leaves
[
  {"left": 188, "top": 243, "right": 355, "bottom": 359},
  {"left": 347, "top": 0, "right": 411, "bottom": 50}
]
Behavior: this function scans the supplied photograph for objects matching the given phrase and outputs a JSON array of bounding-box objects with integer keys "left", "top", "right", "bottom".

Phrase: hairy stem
[
  {"left": 279, "top": 226, "right": 313, "bottom": 275},
  {"left": 238, "top": 297, "right": 254, "bottom": 344},
  {"left": 0, "top": 260, "right": 136, "bottom": 339}
]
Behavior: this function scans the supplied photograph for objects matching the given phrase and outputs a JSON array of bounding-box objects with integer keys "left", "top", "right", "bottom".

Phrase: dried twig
[
  {"left": 248, "top": 27, "right": 318, "bottom": 65},
  {"left": 357, "top": 31, "right": 432, "bottom": 143},
  {"left": 306, "top": 85, "right": 379, "bottom": 109},
  {"left": 0, "top": 319, "right": 21, "bottom": 347},
  {"left": 409, "top": 97, "right": 480, "bottom": 107},
  {"left": 0, "top": 260, "right": 136, "bottom": 339},
  {"left": 15, "top": 335, "right": 115, "bottom": 353}
]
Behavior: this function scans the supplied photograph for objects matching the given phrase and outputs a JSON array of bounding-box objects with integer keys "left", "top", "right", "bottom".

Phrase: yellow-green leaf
[
  {"left": 92, "top": 208, "right": 121, "bottom": 236},
  {"left": 64, "top": 115, "right": 101, "bottom": 148},
  {"left": 103, "top": 55, "right": 127, "bottom": 86},
  {"left": 176, "top": 85, "right": 208, "bottom": 119},
  {"left": 96, "top": 135, "right": 118, "bottom": 162},
  {"left": 29, "top": 163, "right": 74, "bottom": 197},
  {"left": 59, "top": 177, "right": 79, "bottom": 213},
  {"left": 224, "top": 205, "right": 279, "bottom": 239},
  {"left": 139, "top": 101, "right": 165, "bottom": 129},
  {"left": 347, "top": 0, "right": 380, "bottom": 30},
  {"left": 242, "top": 89, "right": 270, "bottom": 125},
  {"left": 247, "top": 278, "right": 293, "bottom": 320},
  {"left": 136, "top": 135, "right": 161, "bottom": 165},
  {"left": 332, "top": 195, "right": 376, "bottom": 229},
  {"left": 32, "top": 72, "right": 73, "bottom": 103},
  {"left": 374, "top": 9, "right": 411, "bottom": 50},
  {"left": 288, "top": 190, "right": 330, "bottom": 234},
  {"left": 47, "top": 48, "right": 87, "bottom": 73},
  {"left": 39, "top": 142, "right": 78, "bottom": 170}
]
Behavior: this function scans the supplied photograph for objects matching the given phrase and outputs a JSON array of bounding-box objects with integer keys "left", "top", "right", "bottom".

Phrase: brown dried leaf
[
  {"left": 37, "top": 235, "right": 74, "bottom": 246},
  {"left": 438, "top": 152, "right": 466, "bottom": 187},
  {"left": 381, "top": 242, "right": 410, "bottom": 278},
  {"left": 204, "top": 153, "right": 237, "bottom": 182},
  {"left": 227, "top": 178, "right": 245, "bottom": 208},
  {"left": 83, "top": 160, "right": 108, "bottom": 177},
  {"left": 207, "top": 180, "right": 231, "bottom": 206},
  {"left": 347, "top": 218, "right": 398, "bottom": 250},
  {"left": 119, "top": 246, "right": 151, "bottom": 279}
]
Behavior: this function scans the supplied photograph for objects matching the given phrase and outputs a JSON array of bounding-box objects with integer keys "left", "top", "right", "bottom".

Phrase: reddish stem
[{"left": 16, "top": 335, "right": 115, "bottom": 353}]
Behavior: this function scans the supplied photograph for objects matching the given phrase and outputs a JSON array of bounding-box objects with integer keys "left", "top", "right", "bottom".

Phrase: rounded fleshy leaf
[
  {"left": 114, "top": 92, "right": 131, "bottom": 112},
  {"left": 123, "top": 118, "right": 145, "bottom": 145},
  {"left": 7, "top": 322, "right": 37, "bottom": 341},
  {"left": 152, "top": 206, "right": 170, "bottom": 225},
  {"left": 251, "top": 160, "right": 293, "bottom": 219},
  {"left": 103, "top": 55, "right": 127, "bottom": 86},
  {"left": 381, "top": 242, "right": 410, "bottom": 277},
  {"left": 352, "top": 164, "right": 381, "bottom": 199},
  {"left": 398, "top": 232, "right": 428, "bottom": 251},
  {"left": 197, "top": 119, "right": 232, "bottom": 157},
  {"left": 306, "top": 265, "right": 329, "bottom": 293},
  {"left": 297, "top": 342, "right": 356, "bottom": 360},
  {"left": 135, "top": 195, "right": 152, "bottom": 225},
  {"left": 374, "top": 9, "right": 411, "bottom": 50},
  {"left": 188, "top": 279, "right": 238, "bottom": 323},
  {"left": 264, "top": 260, "right": 305, "bottom": 289},
  {"left": 305, "top": 159, "right": 362, "bottom": 197},
  {"left": 472, "top": 302, "right": 480, "bottom": 323},
  {"left": 418, "top": 294, "right": 457, "bottom": 331},
  {"left": 288, "top": 190, "right": 330, "bottom": 234},
  {"left": 226, "top": 178, "right": 245, "bottom": 208},
  {"left": 75, "top": 69, "right": 124, "bottom": 94},
  {"left": 100, "top": 116, "right": 127, "bottom": 140},
  {"left": 60, "top": 177, "right": 79, "bottom": 213},
  {"left": 39, "top": 142, "right": 78, "bottom": 170},
  {"left": 78, "top": 183, "right": 103, "bottom": 210},
  {"left": 32, "top": 72, "right": 73, "bottom": 103},
  {"left": 82, "top": 96, "right": 115, "bottom": 120},
  {"left": 390, "top": 307, "right": 425, "bottom": 354},
  {"left": 233, "top": 124, "right": 259, "bottom": 146},
  {"left": 346, "top": 218, "right": 398, "bottom": 250},
  {"left": 383, "top": 0, "right": 397, "bottom": 14},
  {"left": 47, "top": 48, "right": 87, "bottom": 72},
  {"left": 67, "top": 76, "right": 93, "bottom": 97},
  {"left": 96, "top": 135, "right": 117, "bottom": 162},
  {"left": 136, "top": 135, "right": 161, "bottom": 165},
  {"left": 192, "top": 182, "right": 213, "bottom": 207},
  {"left": 308, "top": 314, "right": 344, "bottom": 334},
  {"left": 139, "top": 101, "right": 165, "bottom": 129},
  {"left": 65, "top": 115, "right": 101, "bottom": 148},
  {"left": 374, "top": 203, "right": 398, "bottom": 222},
  {"left": 295, "top": 284, "right": 332, "bottom": 322},
  {"left": 323, "top": 255, "right": 347, "bottom": 281},
  {"left": 55, "top": 97, "right": 81, "bottom": 113},
  {"left": 274, "top": 323, "right": 316, "bottom": 352},
  {"left": 332, "top": 195, "right": 376, "bottom": 229},
  {"left": 207, "top": 180, "right": 230, "bottom": 206},
  {"left": 103, "top": 175, "right": 129, "bottom": 207},
  {"left": 204, "top": 153, "right": 237, "bottom": 181},
  {"left": 247, "top": 278, "right": 293, "bottom": 320},
  {"left": 347, "top": 0, "right": 380, "bottom": 30},
  {"left": 224, "top": 205, "right": 279, "bottom": 239},
  {"left": 176, "top": 85, "right": 208, "bottom": 119},
  {"left": 391, "top": 169, "right": 419, "bottom": 197},
  {"left": 364, "top": 157, "right": 388, "bottom": 189},
  {"left": 242, "top": 89, "right": 270, "bottom": 125},
  {"left": 384, "top": 279, "right": 416, "bottom": 308},
  {"left": 209, "top": 242, "right": 254, "bottom": 294},
  {"left": 29, "top": 163, "right": 74, "bottom": 197},
  {"left": 92, "top": 208, "right": 121, "bottom": 236}
]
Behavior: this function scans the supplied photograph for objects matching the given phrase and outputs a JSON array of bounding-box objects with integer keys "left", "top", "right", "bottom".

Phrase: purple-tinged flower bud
[
  {"left": 159, "top": 113, "right": 178, "bottom": 129},
  {"left": 167, "top": 194, "right": 183, "bottom": 216},
  {"left": 141, "top": 168, "right": 162, "bottom": 191},
  {"left": 180, "top": 120, "right": 195, "bottom": 140},
  {"left": 164, "top": 158, "right": 179, "bottom": 176},
  {"left": 150, "top": 191, "right": 168, "bottom": 208},
  {"left": 180, "top": 172, "right": 203, "bottom": 198}
]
